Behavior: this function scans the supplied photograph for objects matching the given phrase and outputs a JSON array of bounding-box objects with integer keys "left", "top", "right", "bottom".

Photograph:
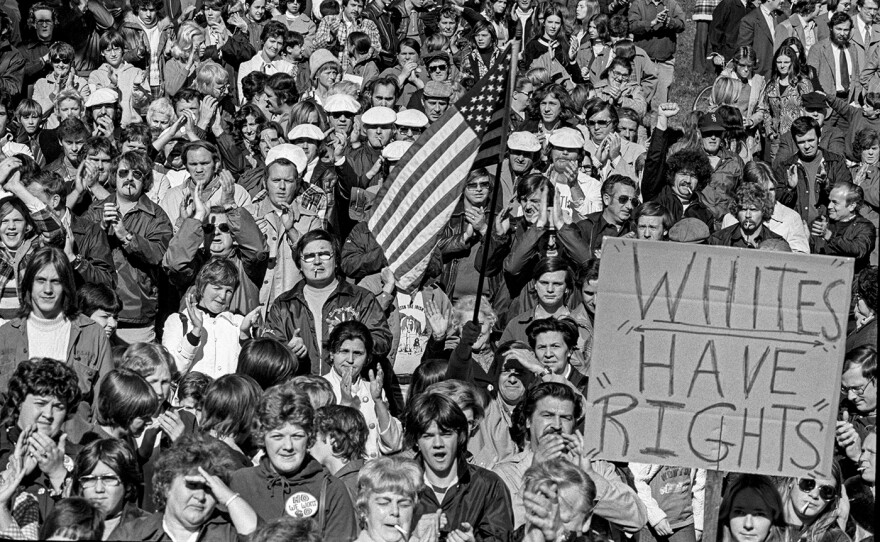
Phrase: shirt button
[
  {"left": 362, "top": 397, "right": 369, "bottom": 403},
  {"left": 370, "top": 452, "right": 378, "bottom": 458},
  {"left": 369, "top": 423, "right": 376, "bottom": 429}
]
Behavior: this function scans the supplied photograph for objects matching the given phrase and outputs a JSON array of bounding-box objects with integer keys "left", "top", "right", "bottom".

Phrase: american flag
[{"left": 367, "top": 45, "right": 513, "bottom": 290}]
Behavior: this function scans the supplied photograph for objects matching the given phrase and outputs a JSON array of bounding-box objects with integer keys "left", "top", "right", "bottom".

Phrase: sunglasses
[
  {"left": 397, "top": 126, "right": 423, "bottom": 134},
  {"left": 117, "top": 168, "right": 145, "bottom": 181},
  {"left": 466, "top": 181, "right": 491, "bottom": 190},
  {"left": 51, "top": 57, "right": 72, "bottom": 65},
  {"left": 587, "top": 119, "right": 612, "bottom": 127},
  {"left": 615, "top": 195, "right": 640, "bottom": 206},
  {"left": 428, "top": 64, "right": 448, "bottom": 72},
  {"left": 798, "top": 479, "right": 836, "bottom": 501},
  {"left": 204, "top": 222, "right": 232, "bottom": 233},
  {"left": 330, "top": 111, "right": 355, "bottom": 118}
]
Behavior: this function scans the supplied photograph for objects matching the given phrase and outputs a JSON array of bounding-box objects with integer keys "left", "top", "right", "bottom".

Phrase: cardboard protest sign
[{"left": 584, "top": 238, "right": 853, "bottom": 479}]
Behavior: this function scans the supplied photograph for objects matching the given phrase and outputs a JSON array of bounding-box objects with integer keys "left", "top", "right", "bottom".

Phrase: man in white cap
[
  {"left": 394, "top": 108, "right": 428, "bottom": 142},
  {"left": 85, "top": 87, "right": 121, "bottom": 139},
  {"left": 324, "top": 93, "right": 361, "bottom": 140},
  {"left": 335, "top": 105, "right": 395, "bottom": 239},
  {"left": 420, "top": 80, "right": 453, "bottom": 123},
  {"left": 289, "top": 122, "right": 337, "bottom": 227},
  {"left": 245, "top": 144, "right": 326, "bottom": 308},
  {"left": 159, "top": 140, "right": 253, "bottom": 231},
  {"left": 548, "top": 127, "right": 603, "bottom": 221},
  {"left": 500, "top": 131, "right": 542, "bottom": 207}
]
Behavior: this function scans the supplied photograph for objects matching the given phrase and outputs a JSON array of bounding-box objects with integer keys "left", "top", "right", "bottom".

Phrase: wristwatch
[{"left": 123, "top": 233, "right": 134, "bottom": 245}]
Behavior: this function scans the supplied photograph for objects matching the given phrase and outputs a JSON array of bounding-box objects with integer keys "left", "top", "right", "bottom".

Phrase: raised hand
[
  {"left": 425, "top": 300, "right": 449, "bottom": 340},
  {"left": 288, "top": 327, "right": 307, "bottom": 358},
  {"left": 217, "top": 169, "right": 236, "bottom": 208},
  {"left": 157, "top": 409, "right": 186, "bottom": 442},
  {"left": 367, "top": 366, "right": 384, "bottom": 401},
  {"left": 186, "top": 293, "right": 204, "bottom": 336},
  {"left": 494, "top": 206, "right": 513, "bottom": 236}
]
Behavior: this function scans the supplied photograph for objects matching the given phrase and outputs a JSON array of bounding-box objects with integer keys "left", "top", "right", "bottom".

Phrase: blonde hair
[
  {"left": 54, "top": 89, "right": 84, "bottom": 117},
  {"left": 171, "top": 21, "right": 206, "bottom": 61},
  {"left": 450, "top": 295, "right": 498, "bottom": 334},
  {"left": 328, "top": 80, "right": 360, "bottom": 98},
  {"left": 710, "top": 76, "right": 743, "bottom": 109},
  {"left": 526, "top": 67, "right": 551, "bottom": 88},
  {"left": 195, "top": 61, "right": 229, "bottom": 95},
  {"left": 146, "top": 97, "right": 176, "bottom": 127},
  {"left": 356, "top": 457, "right": 423, "bottom": 526}
]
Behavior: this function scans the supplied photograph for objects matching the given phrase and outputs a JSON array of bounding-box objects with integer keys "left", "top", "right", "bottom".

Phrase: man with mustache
[
  {"left": 86, "top": 150, "right": 172, "bottom": 343},
  {"left": 708, "top": 183, "right": 784, "bottom": 247},
  {"left": 492, "top": 382, "right": 647, "bottom": 531}
]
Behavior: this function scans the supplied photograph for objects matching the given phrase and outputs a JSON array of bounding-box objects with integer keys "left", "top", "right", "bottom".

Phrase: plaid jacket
[
  {"left": 314, "top": 14, "right": 380, "bottom": 72},
  {"left": 0, "top": 200, "right": 65, "bottom": 296}
]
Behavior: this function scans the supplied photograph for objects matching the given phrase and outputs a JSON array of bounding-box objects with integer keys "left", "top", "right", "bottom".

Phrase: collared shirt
[
  {"left": 760, "top": 5, "right": 776, "bottom": 40},
  {"left": 799, "top": 15, "right": 817, "bottom": 52},
  {"left": 832, "top": 43, "right": 853, "bottom": 92},
  {"left": 856, "top": 14, "right": 872, "bottom": 45}
]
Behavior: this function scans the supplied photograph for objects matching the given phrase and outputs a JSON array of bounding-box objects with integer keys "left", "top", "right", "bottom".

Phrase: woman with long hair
[
  {"left": 755, "top": 45, "right": 814, "bottom": 162},
  {"left": 464, "top": 20, "right": 503, "bottom": 83},
  {"left": 163, "top": 21, "right": 207, "bottom": 96},
  {"left": 521, "top": 3, "right": 581, "bottom": 87},
  {"left": 777, "top": 461, "right": 850, "bottom": 542}
]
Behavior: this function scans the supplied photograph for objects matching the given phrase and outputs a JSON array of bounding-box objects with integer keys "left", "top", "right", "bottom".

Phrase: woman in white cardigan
[{"left": 163, "top": 258, "right": 260, "bottom": 378}]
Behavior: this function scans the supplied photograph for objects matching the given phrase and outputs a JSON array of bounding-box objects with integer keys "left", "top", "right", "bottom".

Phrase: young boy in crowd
[
  {"left": 311, "top": 404, "right": 369, "bottom": 503},
  {"left": 89, "top": 29, "right": 149, "bottom": 126}
]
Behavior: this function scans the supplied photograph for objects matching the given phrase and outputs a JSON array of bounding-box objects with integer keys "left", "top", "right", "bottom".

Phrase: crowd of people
[{"left": 0, "top": 0, "right": 873, "bottom": 538}]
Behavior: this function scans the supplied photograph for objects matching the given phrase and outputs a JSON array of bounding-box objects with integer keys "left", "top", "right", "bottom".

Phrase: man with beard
[
  {"left": 808, "top": 13, "right": 860, "bottom": 106},
  {"left": 708, "top": 183, "right": 784, "bottom": 247},
  {"left": 405, "top": 392, "right": 513, "bottom": 542},
  {"left": 500, "top": 131, "right": 541, "bottom": 208},
  {"left": 87, "top": 150, "right": 172, "bottom": 343},
  {"left": 698, "top": 111, "right": 744, "bottom": 223},
  {"left": 159, "top": 140, "right": 252, "bottom": 231},
  {"left": 810, "top": 181, "right": 876, "bottom": 271},
  {"left": 775, "top": 116, "right": 852, "bottom": 225},
  {"left": 568, "top": 174, "right": 638, "bottom": 258},
  {"left": 492, "top": 382, "right": 647, "bottom": 531}
]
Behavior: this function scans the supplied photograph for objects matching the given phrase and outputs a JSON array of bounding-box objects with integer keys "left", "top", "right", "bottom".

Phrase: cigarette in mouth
[
  {"left": 802, "top": 502, "right": 810, "bottom": 514},
  {"left": 394, "top": 525, "right": 407, "bottom": 536}
]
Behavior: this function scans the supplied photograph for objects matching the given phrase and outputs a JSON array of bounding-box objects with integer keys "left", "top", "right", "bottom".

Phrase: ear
[
  {"left": 580, "top": 515, "right": 593, "bottom": 533},
  {"left": 602, "top": 192, "right": 611, "bottom": 207}
]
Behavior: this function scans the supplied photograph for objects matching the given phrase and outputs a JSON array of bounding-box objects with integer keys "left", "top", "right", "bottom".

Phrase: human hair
[
  {"left": 254, "top": 385, "right": 316, "bottom": 444},
  {"left": 194, "top": 257, "right": 239, "bottom": 301},
  {"left": 242, "top": 71, "right": 268, "bottom": 104},
  {"left": 194, "top": 61, "right": 229, "bottom": 95},
  {"left": 425, "top": 379, "right": 485, "bottom": 421},
  {"left": 182, "top": 139, "right": 222, "bottom": 166},
  {"left": 294, "top": 229, "right": 341, "bottom": 268},
  {"left": 666, "top": 149, "right": 713, "bottom": 192},
  {"left": 601, "top": 173, "right": 638, "bottom": 198},
  {"left": 843, "top": 345, "right": 877, "bottom": 381},
  {"left": 856, "top": 266, "right": 878, "bottom": 313},
  {"left": 570, "top": 84, "right": 591, "bottom": 114},
  {"left": 541, "top": 2, "right": 569, "bottom": 40},
  {"left": 286, "top": 30, "right": 304, "bottom": 49},
  {"left": 741, "top": 160, "right": 779, "bottom": 191},
  {"left": 315, "top": 405, "right": 368, "bottom": 461},
  {"left": 28, "top": 2, "right": 58, "bottom": 28},
  {"left": 122, "top": 122, "right": 153, "bottom": 148},
  {"left": 405, "top": 360, "right": 448, "bottom": 411},
  {"left": 854, "top": 128, "right": 880, "bottom": 158},
  {"left": 80, "top": 136, "right": 117, "bottom": 162},
  {"left": 177, "top": 371, "right": 213, "bottom": 409},
  {"left": 532, "top": 255, "right": 574, "bottom": 297},
  {"left": 792, "top": 0, "right": 819, "bottom": 14},
  {"left": 716, "top": 104, "right": 746, "bottom": 146},
  {"left": 471, "top": 19, "right": 498, "bottom": 46},
  {"left": 777, "top": 460, "right": 844, "bottom": 542},
  {"left": 526, "top": 67, "right": 550, "bottom": 88},
  {"left": 1, "top": 358, "right": 81, "bottom": 427},
  {"left": 618, "top": 106, "right": 641, "bottom": 127},
  {"left": 99, "top": 29, "right": 127, "bottom": 52},
  {"left": 449, "top": 294, "right": 498, "bottom": 335},
  {"left": 523, "top": 458, "right": 597, "bottom": 521},
  {"left": 526, "top": 317, "right": 579, "bottom": 351},
  {"left": 72, "top": 438, "right": 141, "bottom": 502},
  {"left": 424, "top": 33, "right": 449, "bottom": 56},
  {"left": 584, "top": 98, "right": 619, "bottom": 130},
  {"left": 17, "top": 246, "right": 78, "bottom": 319},
  {"left": 200, "top": 374, "right": 262, "bottom": 441},
  {"left": 633, "top": 201, "right": 673, "bottom": 231},
  {"left": 48, "top": 41, "right": 75, "bottom": 63},
  {"left": 94, "top": 369, "right": 159, "bottom": 429},
  {"left": 791, "top": 115, "right": 821, "bottom": 140},
  {"left": 0, "top": 197, "right": 33, "bottom": 243},
  {"left": 771, "top": 46, "right": 804, "bottom": 85},
  {"left": 233, "top": 103, "right": 266, "bottom": 153},
  {"left": 711, "top": 76, "right": 743, "bottom": 109},
  {"left": 529, "top": 83, "right": 576, "bottom": 122},
  {"left": 261, "top": 19, "right": 288, "bottom": 43},
  {"left": 112, "top": 150, "right": 155, "bottom": 193},
  {"left": 77, "top": 283, "right": 122, "bottom": 317},
  {"left": 290, "top": 375, "right": 337, "bottom": 409},
  {"left": 171, "top": 21, "right": 207, "bottom": 61},
  {"left": 398, "top": 37, "right": 421, "bottom": 57},
  {"left": 829, "top": 11, "right": 852, "bottom": 29},
  {"left": 511, "top": 382, "right": 583, "bottom": 448},
  {"left": 403, "top": 393, "right": 469, "bottom": 455},
  {"left": 19, "top": 170, "right": 65, "bottom": 211},
  {"left": 329, "top": 80, "right": 360, "bottom": 98},
  {"left": 152, "top": 434, "right": 238, "bottom": 508},
  {"left": 608, "top": 13, "right": 628, "bottom": 38},
  {"left": 730, "top": 182, "right": 774, "bottom": 220},
  {"left": 348, "top": 30, "right": 371, "bottom": 56},
  {"left": 516, "top": 172, "right": 555, "bottom": 202},
  {"left": 267, "top": 72, "right": 299, "bottom": 105},
  {"left": 327, "top": 320, "right": 374, "bottom": 371},
  {"left": 719, "top": 474, "right": 786, "bottom": 536},
  {"left": 119, "top": 342, "right": 177, "bottom": 380},
  {"left": 131, "top": 0, "right": 161, "bottom": 14},
  {"left": 15, "top": 99, "right": 42, "bottom": 122},
  {"left": 733, "top": 46, "right": 758, "bottom": 67},
  {"left": 238, "top": 338, "right": 297, "bottom": 389},
  {"left": 319, "top": 0, "right": 339, "bottom": 16},
  {"left": 38, "top": 497, "right": 104, "bottom": 541},
  {"left": 440, "top": 6, "right": 461, "bottom": 22},
  {"left": 249, "top": 518, "right": 322, "bottom": 542},
  {"left": 55, "top": 92, "right": 85, "bottom": 121},
  {"left": 833, "top": 181, "right": 864, "bottom": 207},
  {"left": 289, "top": 99, "right": 330, "bottom": 131},
  {"left": 356, "top": 457, "right": 423, "bottom": 525}
]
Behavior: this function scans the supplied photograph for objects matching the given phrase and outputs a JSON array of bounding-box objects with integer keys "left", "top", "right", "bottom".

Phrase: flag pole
[{"left": 473, "top": 41, "right": 519, "bottom": 324}]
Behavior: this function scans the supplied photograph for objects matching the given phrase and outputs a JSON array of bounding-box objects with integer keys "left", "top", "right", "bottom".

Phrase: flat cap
[
  {"left": 85, "top": 87, "right": 120, "bottom": 108},
  {"left": 265, "top": 143, "right": 308, "bottom": 176},
  {"left": 395, "top": 109, "right": 429, "bottom": 128},
  {"left": 288, "top": 123, "right": 326, "bottom": 141},
  {"left": 362, "top": 106, "right": 397, "bottom": 125},
  {"left": 423, "top": 81, "right": 454, "bottom": 100},
  {"left": 508, "top": 131, "right": 541, "bottom": 152},
  {"left": 668, "top": 218, "right": 710, "bottom": 243},
  {"left": 801, "top": 92, "right": 827, "bottom": 111},
  {"left": 382, "top": 140, "right": 412, "bottom": 161},
  {"left": 548, "top": 127, "right": 585, "bottom": 149},
  {"left": 323, "top": 93, "right": 360, "bottom": 114}
]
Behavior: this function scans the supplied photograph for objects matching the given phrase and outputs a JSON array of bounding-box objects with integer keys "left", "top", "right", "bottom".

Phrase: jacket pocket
[{"left": 72, "top": 360, "right": 98, "bottom": 395}]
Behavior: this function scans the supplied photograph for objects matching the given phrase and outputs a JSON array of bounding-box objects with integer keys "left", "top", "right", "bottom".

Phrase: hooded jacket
[{"left": 229, "top": 454, "right": 357, "bottom": 541}]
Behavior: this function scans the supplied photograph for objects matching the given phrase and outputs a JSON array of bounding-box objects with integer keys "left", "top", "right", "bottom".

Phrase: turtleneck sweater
[{"left": 27, "top": 313, "right": 71, "bottom": 361}]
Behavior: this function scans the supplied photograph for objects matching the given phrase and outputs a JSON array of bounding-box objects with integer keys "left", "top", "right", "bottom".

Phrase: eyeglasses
[
  {"left": 466, "top": 181, "right": 491, "bottom": 191},
  {"left": 204, "top": 222, "right": 232, "bottom": 233},
  {"left": 516, "top": 90, "right": 533, "bottom": 99},
  {"left": 428, "top": 64, "right": 448, "bottom": 72},
  {"left": 614, "top": 195, "right": 640, "bottom": 206},
  {"left": 117, "top": 168, "right": 145, "bottom": 181},
  {"left": 587, "top": 119, "right": 612, "bottom": 127},
  {"left": 841, "top": 377, "right": 875, "bottom": 396},
  {"left": 611, "top": 70, "right": 630, "bottom": 78},
  {"left": 80, "top": 475, "right": 122, "bottom": 489},
  {"left": 301, "top": 251, "right": 334, "bottom": 263},
  {"left": 798, "top": 479, "right": 836, "bottom": 501},
  {"left": 34, "top": 19, "right": 53, "bottom": 26}
]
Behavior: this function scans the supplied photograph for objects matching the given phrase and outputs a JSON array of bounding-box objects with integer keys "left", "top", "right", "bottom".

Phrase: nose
[{"left": 744, "top": 514, "right": 754, "bottom": 530}]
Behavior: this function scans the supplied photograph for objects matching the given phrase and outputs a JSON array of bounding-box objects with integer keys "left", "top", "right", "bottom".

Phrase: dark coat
[
  {"left": 774, "top": 150, "right": 853, "bottom": 224},
  {"left": 736, "top": 7, "right": 785, "bottom": 78},
  {"left": 710, "top": 0, "right": 753, "bottom": 61}
]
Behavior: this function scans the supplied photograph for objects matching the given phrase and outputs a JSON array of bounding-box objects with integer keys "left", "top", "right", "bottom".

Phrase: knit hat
[{"left": 309, "top": 49, "right": 340, "bottom": 78}]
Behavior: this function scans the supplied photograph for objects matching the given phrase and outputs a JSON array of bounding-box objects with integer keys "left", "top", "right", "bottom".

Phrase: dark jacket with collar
[
  {"left": 642, "top": 127, "right": 716, "bottom": 230},
  {"left": 775, "top": 125, "right": 847, "bottom": 165},
  {"left": 70, "top": 213, "right": 117, "bottom": 289},
  {"left": 570, "top": 211, "right": 633, "bottom": 257},
  {"left": 263, "top": 279, "right": 392, "bottom": 376},
  {"left": 707, "top": 222, "right": 784, "bottom": 247},
  {"left": 774, "top": 150, "right": 852, "bottom": 224},
  {"left": 229, "top": 454, "right": 357, "bottom": 541},
  {"left": 710, "top": 0, "right": 752, "bottom": 61},
  {"left": 812, "top": 215, "right": 877, "bottom": 273},
  {"left": 736, "top": 6, "right": 785, "bottom": 78},
  {"left": 85, "top": 194, "right": 173, "bottom": 325},
  {"left": 137, "top": 406, "right": 199, "bottom": 512},
  {"left": 414, "top": 459, "right": 513, "bottom": 542},
  {"left": 109, "top": 510, "right": 247, "bottom": 542}
]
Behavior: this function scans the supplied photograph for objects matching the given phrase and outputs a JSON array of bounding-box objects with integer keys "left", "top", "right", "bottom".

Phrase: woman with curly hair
[
  {"left": 111, "top": 434, "right": 258, "bottom": 541},
  {"left": 229, "top": 385, "right": 358, "bottom": 540},
  {"left": 755, "top": 45, "right": 814, "bottom": 162},
  {"left": 521, "top": 83, "right": 578, "bottom": 145},
  {"left": 0, "top": 358, "right": 82, "bottom": 540}
]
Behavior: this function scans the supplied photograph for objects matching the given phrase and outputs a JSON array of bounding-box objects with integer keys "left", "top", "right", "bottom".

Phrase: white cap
[
  {"left": 85, "top": 87, "right": 120, "bottom": 108},
  {"left": 395, "top": 109, "right": 429, "bottom": 128},
  {"left": 507, "top": 131, "right": 541, "bottom": 152},
  {"left": 288, "top": 123, "right": 325, "bottom": 141},
  {"left": 362, "top": 106, "right": 397, "bottom": 126},
  {"left": 382, "top": 140, "right": 412, "bottom": 161},
  {"left": 265, "top": 144, "right": 308, "bottom": 175},
  {"left": 548, "top": 127, "right": 585, "bottom": 149},
  {"left": 323, "top": 93, "right": 360, "bottom": 114}
]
